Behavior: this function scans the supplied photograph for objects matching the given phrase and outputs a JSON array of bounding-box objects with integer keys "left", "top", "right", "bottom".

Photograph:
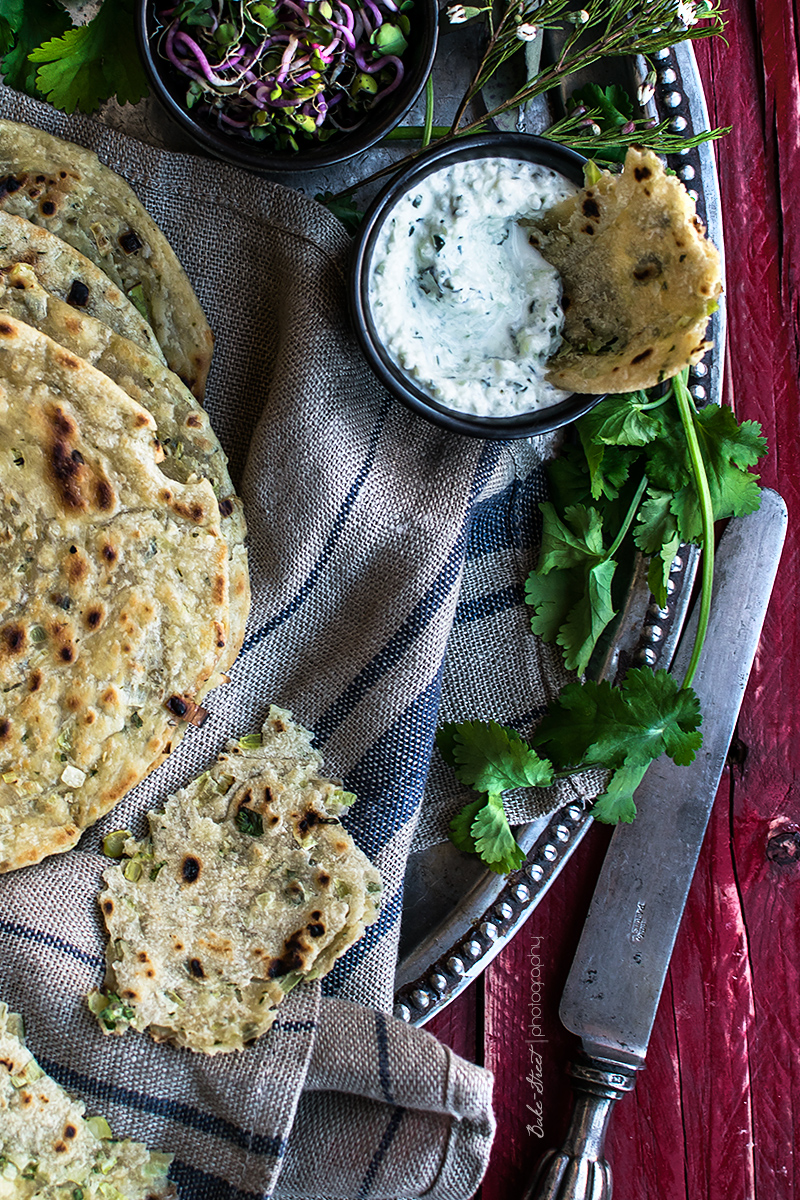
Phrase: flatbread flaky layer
[
  {"left": 0, "top": 119, "right": 213, "bottom": 398},
  {"left": 91, "top": 707, "right": 382, "bottom": 1055},
  {"left": 0, "top": 314, "right": 231, "bottom": 872},
  {"left": 0, "top": 1000, "right": 176, "bottom": 1200},
  {"left": 528, "top": 146, "right": 722, "bottom": 394}
]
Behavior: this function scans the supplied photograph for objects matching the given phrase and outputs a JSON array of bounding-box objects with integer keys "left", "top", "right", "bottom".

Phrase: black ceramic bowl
[
  {"left": 136, "top": 0, "right": 438, "bottom": 173},
  {"left": 350, "top": 132, "right": 605, "bottom": 439}
]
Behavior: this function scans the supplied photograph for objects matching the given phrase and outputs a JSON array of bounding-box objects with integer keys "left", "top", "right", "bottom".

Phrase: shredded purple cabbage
[{"left": 155, "top": 0, "right": 413, "bottom": 152}]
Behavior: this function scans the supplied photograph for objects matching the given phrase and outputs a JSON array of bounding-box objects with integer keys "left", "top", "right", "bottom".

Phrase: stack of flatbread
[{"left": 0, "top": 119, "right": 250, "bottom": 874}]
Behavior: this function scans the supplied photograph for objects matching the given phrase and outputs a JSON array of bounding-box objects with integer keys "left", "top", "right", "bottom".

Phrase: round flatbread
[
  {"left": 0, "top": 262, "right": 249, "bottom": 674},
  {"left": 527, "top": 146, "right": 722, "bottom": 394},
  {"left": 0, "top": 209, "right": 166, "bottom": 363},
  {"left": 0, "top": 314, "right": 231, "bottom": 873},
  {"left": 91, "top": 707, "right": 383, "bottom": 1055},
  {"left": 0, "top": 118, "right": 214, "bottom": 398},
  {"left": 0, "top": 1000, "right": 176, "bottom": 1200}
]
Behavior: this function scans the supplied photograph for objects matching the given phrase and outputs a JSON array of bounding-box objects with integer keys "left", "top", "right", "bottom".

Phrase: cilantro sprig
[
  {"left": 0, "top": 0, "right": 149, "bottom": 112},
  {"left": 440, "top": 372, "right": 767, "bottom": 871}
]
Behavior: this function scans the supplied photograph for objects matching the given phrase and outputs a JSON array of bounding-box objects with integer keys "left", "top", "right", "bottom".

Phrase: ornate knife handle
[{"left": 521, "top": 1055, "right": 640, "bottom": 1200}]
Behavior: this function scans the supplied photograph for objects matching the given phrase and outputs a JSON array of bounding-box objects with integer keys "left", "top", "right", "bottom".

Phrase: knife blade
[{"left": 525, "top": 488, "right": 787, "bottom": 1200}]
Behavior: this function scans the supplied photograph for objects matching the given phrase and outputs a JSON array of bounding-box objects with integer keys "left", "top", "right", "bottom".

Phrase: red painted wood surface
[{"left": 428, "top": 1, "right": 800, "bottom": 1195}]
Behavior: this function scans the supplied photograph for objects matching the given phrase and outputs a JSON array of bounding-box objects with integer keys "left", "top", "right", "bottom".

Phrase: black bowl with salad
[{"left": 137, "top": 0, "right": 438, "bottom": 172}]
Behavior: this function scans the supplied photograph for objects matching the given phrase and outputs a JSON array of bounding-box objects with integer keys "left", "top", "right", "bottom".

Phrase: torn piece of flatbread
[
  {"left": 527, "top": 146, "right": 722, "bottom": 394},
  {"left": 90, "top": 707, "right": 383, "bottom": 1055},
  {"left": 0, "top": 1000, "right": 176, "bottom": 1200}
]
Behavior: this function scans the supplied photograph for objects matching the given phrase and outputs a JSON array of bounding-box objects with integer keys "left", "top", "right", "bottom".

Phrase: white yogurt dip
[{"left": 368, "top": 157, "right": 579, "bottom": 418}]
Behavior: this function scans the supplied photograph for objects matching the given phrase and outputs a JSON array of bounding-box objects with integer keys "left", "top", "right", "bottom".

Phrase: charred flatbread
[
  {"left": 90, "top": 707, "right": 383, "bottom": 1055},
  {"left": 0, "top": 314, "right": 231, "bottom": 872},
  {"left": 528, "top": 146, "right": 722, "bottom": 393},
  {"left": 0, "top": 1000, "right": 176, "bottom": 1200},
  {"left": 0, "top": 119, "right": 213, "bottom": 398},
  {"left": 0, "top": 263, "right": 249, "bottom": 673},
  {"left": 0, "top": 210, "right": 165, "bottom": 363}
]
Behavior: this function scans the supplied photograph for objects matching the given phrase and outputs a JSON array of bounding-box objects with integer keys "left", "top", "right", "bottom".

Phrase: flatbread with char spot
[
  {"left": 0, "top": 209, "right": 166, "bottom": 363},
  {"left": 90, "top": 707, "right": 383, "bottom": 1055},
  {"left": 0, "top": 314, "right": 231, "bottom": 872},
  {"left": 0, "top": 1000, "right": 176, "bottom": 1200},
  {"left": 527, "top": 146, "right": 723, "bottom": 393},
  {"left": 0, "top": 262, "right": 249, "bottom": 674},
  {"left": 0, "top": 119, "right": 213, "bottom": 398}
]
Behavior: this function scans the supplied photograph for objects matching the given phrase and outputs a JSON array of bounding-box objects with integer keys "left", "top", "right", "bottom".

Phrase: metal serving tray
[{"left": 100, "top": 27, "right": 724, "bottom": 1027}]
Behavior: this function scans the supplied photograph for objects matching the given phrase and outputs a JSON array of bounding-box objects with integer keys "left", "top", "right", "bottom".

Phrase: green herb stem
[
  {"left": 605, "top": 473, "right": 648, "bottom": 561},
  {"left": 422, "top": 74, "right": 435, "bottom": 148},
  {"left": 673, "top": 370, "right": 715, "bottom": 690}
]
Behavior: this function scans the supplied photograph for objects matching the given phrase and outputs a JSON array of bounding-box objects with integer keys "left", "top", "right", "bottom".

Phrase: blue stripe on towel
[
  {"left": 313, "top": 529, "right": 469, "bottom": 749},
  {"left": 40, "top": 1058, "right": 286, "bottom": 1158},
  {"left": 357, "top": 1106, "right": 406, "bottom": 1200},
  {"left": 453, "top": 582, "right": 526, "bottom": 626},
  {"left": 375, "top": 1010, "right": 395, "bottom": 1104},
  {"left": 321, "top": 887, "right": 404, "bottom": 998},
  {"left": 170, "top": 1159, "right": 262, "bottom": 1200},
  {"left": 0, "top": 918, "right": 104, "bottom": 971},
  {"left": 341, "top": 672, "right": 444, "bottom": 858},
  {"left": 466, "top": 467, "right": 547, "bottom": 561},
  {"left": 240, "top": 396, "right": 391, "bottom": 654}
]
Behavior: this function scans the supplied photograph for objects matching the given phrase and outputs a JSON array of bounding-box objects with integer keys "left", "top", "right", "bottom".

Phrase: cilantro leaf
[
  {"left": 315, "top": 190, "right": 364, "bottom": 236},
  {"left": 29, "top": 0, "right": 149, "bottom": 113},
  {"left": 591, "top": 760, "right": 648, "bottom": 823},
  {"left": 0, "top": 0, "right": 69, "bottom": 95},
  {"left": 533, "top": 668, "right": 702, "bottom": 779},
  {"left": 537, "top": 502, "right": 605, "bottom": 572},
  {"left": 471, "top": 793, "right": 527, "bottom": 874},
  {"left": 570, "top": 82, "right": 634, "bottom": 127},
  {"left": 437, "top": 720, "right": 554, "bottom": 794},
  {"left": 545, "top": 443, "right": 595, "bottom": 511},
  {"left": 646, "top": 531, "right": 680, "bottom": 608},
  {"left": 526, "top": 563, "right": 585, "bottom": 643},
  {"left": 579, "top": 392, "right": 669, "bottom": 449},
  {"left": 615, "top": 668, "right": 703, "bottom": 766},
  {"left": 557, "top": 556, "right": 617, "bottom": 675},
  {"left": 633, "top": 486, "right": 677, "bottom": 556},
  {"left": 533, "top": 677, "right": 629, "bottom": 770},
  {"left": 448, "top": 796, "right": 485, "bottom": 856}
]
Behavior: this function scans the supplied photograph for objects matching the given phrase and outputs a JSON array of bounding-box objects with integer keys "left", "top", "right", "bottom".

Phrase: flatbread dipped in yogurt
[
  {"left": 527, "top": 146, "right": 722, "bottom": 394},
  {"left": 90, "top": 707, "right": 382, "bottom": 1055},
  {"left": 0, "top": 1000, "right": 176, "bottom": 1200}
]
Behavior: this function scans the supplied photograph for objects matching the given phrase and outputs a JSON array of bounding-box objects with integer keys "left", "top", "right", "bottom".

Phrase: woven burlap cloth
[{"left": 0, "top": 85, "right": 600, "bottom": 1199}]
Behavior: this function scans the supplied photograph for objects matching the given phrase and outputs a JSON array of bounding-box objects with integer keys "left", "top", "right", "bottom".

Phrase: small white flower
[
  {"left": 516, "top": 21, "right": 539, "bottom": 40},
  {"left": 447, "top": 4, "right": 469, "bottom": 21},
  {"left": 637, "top": 69, "right": 657, "bottom": 106},
  {"left": 676, "top": 0, "right": 698, "bottom": 25}
]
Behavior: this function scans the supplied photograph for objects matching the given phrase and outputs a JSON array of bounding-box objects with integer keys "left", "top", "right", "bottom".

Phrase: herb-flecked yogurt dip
[{"left": 368, "top": 157, "right": 579, "bottom": 418}]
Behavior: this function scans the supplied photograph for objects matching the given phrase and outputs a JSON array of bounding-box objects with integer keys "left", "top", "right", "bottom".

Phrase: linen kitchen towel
[{"left": 0, "top": 82, "right": 596, "bottom": 1198}]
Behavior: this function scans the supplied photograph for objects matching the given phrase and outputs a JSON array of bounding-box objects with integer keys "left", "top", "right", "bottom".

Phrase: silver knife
[{"left": 524, "top": 488, "right": 787, "bottom": 1200}]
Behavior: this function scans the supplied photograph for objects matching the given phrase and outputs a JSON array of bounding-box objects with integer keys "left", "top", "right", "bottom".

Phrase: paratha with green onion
[
  {"left": 0, "top": 1000, "right": 177, "bottom": 1200},
  {"left": 0, "top": 314, "right": 231, "bottom": 872},
  {"left": 0, "top": 262, "right": 249, "bottom": 674},
  {"left": 528, "top": 146, "right": 722, "bottom": 394},
  {"left": 0, "top": 209, "right": 165, "bottom": 363},
  {"left": 90, "top": 707, "right": 383, "bottom": 1055},
  {"left": 0, "top": 119, "right": 213, "bottom": 399}
]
